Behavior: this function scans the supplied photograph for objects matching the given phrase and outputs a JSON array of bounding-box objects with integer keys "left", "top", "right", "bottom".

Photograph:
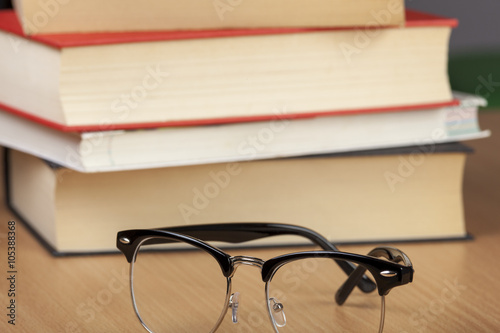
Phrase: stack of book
[{"left": 0, "top": 1, "right": 490, "bottom": 254}]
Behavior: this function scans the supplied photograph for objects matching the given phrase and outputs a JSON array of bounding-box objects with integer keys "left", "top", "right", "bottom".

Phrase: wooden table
[{"left": 1, "top": 112, "right": 499, "bottom": 332}]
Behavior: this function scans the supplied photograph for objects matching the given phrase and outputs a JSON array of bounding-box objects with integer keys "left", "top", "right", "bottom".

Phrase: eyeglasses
[{"left": 116, "top": 223, "right": 414, "bottom": 332}]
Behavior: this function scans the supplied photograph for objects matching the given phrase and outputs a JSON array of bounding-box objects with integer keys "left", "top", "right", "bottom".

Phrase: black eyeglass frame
[{"left": 117, "top": 222, "right": 414, "bottom": 332}]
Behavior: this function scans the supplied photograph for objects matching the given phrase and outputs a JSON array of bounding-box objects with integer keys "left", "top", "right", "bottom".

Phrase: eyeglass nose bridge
[
  {"left": 230, "top": 255, "right": 265, "bottom": 276},
  {"left": 226, "top": 256, "right": 266, "bottom": 326}
]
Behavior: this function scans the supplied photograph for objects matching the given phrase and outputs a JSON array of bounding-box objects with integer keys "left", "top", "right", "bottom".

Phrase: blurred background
[
  {"left": 1, "top": 0, "right": 498, "bottom": 107},
  {"left": 405, "top": 0, "right": 500, "bottom": 108},
  {"left": 406, "top": 0, "right": 500, "bottom": 54}
]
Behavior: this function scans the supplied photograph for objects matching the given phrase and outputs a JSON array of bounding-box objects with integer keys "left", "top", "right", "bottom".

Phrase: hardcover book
[
  {"left": 0, "top": 10, "right": 456, "bottom": 131},
  {"left": 0, "top": 93, "right": 489, "bottom": 172},
  {"left": 5, "top": 143, "right": 473, "bottom": 254}
]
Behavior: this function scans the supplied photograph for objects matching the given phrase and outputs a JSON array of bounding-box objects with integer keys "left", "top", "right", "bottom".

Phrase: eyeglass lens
[
  {"left": 266, "top": 257, "right": 383, "bottom": 332},
  {"left": 131, "top": 239, "right": 229, "bottom": 333}
]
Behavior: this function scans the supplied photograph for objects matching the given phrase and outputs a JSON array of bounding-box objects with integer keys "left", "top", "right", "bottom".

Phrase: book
[
  {"left": 0, "top": 9, "right": 456, "bottom": 131},
  {"left": 0, "top": 92, "right": 490, "bottom": 173},
  {"left": 12, "top": 0, "right": 405, "bottom": 35},
  {"left": 5, "top": 143, "right": 473, "bottom": 255}
]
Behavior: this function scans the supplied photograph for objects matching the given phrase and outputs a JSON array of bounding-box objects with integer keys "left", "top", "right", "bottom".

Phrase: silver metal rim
[{"left": 128, "top": 238, "right": 232, "bottom": 333}]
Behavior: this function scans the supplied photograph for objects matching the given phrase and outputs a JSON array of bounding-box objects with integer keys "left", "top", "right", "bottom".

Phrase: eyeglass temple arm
[
  {"left": 335, "top": 246, "right": 414, "bottom": 305},
  {"left": 158, "top": 223, "right": 376, "bottom": 293}
]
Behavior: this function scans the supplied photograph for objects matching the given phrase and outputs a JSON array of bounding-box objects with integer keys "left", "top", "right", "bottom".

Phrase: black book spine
[{"left": 0, "top": 0, "right": 13, "bottom": 9}]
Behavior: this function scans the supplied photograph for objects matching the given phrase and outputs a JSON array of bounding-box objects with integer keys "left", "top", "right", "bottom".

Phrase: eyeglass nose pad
[
  {"left": 229, "top": 292, "right": 240, "bottom": 324},
  {"left": 269, "top": 297, "right": 286, "bottom": 327}
]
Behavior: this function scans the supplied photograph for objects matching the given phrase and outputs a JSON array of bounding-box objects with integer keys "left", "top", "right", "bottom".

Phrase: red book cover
[
  {"left": 0, "top": 100, "right": 460, "bottom": 133},
  {"left": 0, "top": 10, "right": 458, "bottom": 49},
  {"left": 0, "top": 9, "right": 459, "bottom": 132}
]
